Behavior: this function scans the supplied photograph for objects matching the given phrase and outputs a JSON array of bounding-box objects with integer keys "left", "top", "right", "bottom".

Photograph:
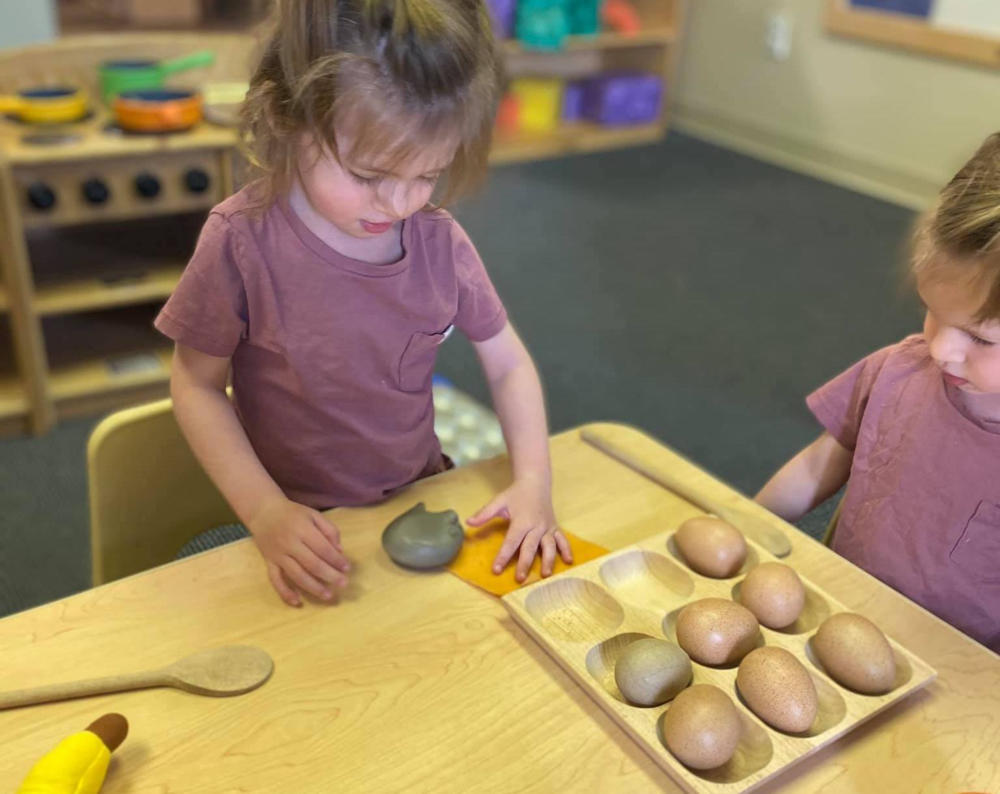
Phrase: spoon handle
[
  {"left": 0, "top": 669, "right": 167, "bottom": 710},
  {"left": 581, "top": 427, "right": 792, "bottom": 558}
]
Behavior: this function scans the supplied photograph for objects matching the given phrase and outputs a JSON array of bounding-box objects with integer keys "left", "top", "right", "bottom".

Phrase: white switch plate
[{"left": 765, "top": 12, "right": 793, "bottom": 61}]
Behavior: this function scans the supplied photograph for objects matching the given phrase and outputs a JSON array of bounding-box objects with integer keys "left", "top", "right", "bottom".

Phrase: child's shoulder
[
  {"left": 865, "top": 334, "right": 931, "bottom": 379},
  {"left": 416, "top": 205, "right": 457, "bottom": 224},
  {"left": 411, "top": 206, "right": 477, "bottom": 253},
  {"left": 412, "top": 205, "right": 461, "bottom": 235},
  {"left": 192, "top": 185, "right": 292, "bottom": 269},
  {"left": 206, "top": 183, "right": 277, "bottom": 233},
  {"left": 839, "top": 333, "right": 935, "bottom": 401},
  {"left": 822, "top": 334, "right": 932, "bottom": 399}
]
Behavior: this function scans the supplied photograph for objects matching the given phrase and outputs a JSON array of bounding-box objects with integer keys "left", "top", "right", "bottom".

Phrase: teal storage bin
[
  {"left": 516, "top": 0, "right": 571, "bottom": 50},
  {"left": 569, "top": 0, "right": 601, "bottom": 35}
]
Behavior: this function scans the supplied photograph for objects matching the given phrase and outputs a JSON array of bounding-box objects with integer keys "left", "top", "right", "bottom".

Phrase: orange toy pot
[{"left": 113, "top": 89, "right": 202, "bottom": 133}]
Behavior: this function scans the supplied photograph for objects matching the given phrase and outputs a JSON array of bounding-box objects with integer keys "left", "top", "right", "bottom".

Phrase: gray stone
[{"left": 381, "top": 502, "right": 465, "bottom": 569}]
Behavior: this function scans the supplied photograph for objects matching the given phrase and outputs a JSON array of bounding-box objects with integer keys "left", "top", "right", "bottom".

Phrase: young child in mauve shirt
[
  {"left": 155, "top": 0, "right": 572, "bottom": 607},
  {"left": 755, "top": 133, "right": 1000, "bottom": 652}
]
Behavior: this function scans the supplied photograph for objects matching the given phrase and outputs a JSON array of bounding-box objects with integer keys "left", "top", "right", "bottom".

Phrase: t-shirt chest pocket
[
  {"left": 950, "top": 500, "right": 1000, "bottom": 585},
  {"left": 397, "top": 325, "right": 453, "bottom": 392}
]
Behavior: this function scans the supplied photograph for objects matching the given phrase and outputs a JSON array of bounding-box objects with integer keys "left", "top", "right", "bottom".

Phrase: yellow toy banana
[{"left": 17, "top": 714, "right": 128, "bottom": 794}]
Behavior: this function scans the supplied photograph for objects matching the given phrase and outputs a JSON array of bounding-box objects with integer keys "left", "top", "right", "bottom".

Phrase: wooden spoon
[
  {"left": 0, "top": 645, "right": 273, "bottom": 711},
  {"left": 581, "top": 427, "right": 792, "bottom": 558}
]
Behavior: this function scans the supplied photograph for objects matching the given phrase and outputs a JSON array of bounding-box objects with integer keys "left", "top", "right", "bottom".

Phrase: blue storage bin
[{"left": 849, "top": 0, "right": 933, "bottom": 18}]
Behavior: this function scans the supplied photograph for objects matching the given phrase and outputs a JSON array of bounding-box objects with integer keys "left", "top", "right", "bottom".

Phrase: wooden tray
[{"left": 502, "top": 527, "right": 936, "bottom": 793}]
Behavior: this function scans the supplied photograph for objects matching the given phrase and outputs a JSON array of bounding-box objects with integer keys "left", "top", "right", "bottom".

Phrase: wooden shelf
[
  {"left": 491, "top": 122, "right": 666, "bottom": 164},
  {"left": 34, "top": 264, "right": 183, "bottom": 316},
  {"left": 50, "top": 346, "right": 171, "bottom": 403},
  {"left": 0, "top": 284, "right": 8, "bottom": 312},
  {"left": 44, "top": 305, "right": 171, "bottom": 402},
  {"left": 58, "top": 0, "right": 271, "bottom": 34},
  {"left": 0, "top": 320, "right": 28, "bottom": 424},
  {"left": 0, "top": 372, "right": 28, "bottom": 419},
  {"left": 26, "top": 212, "right": 203, "bottom": 317},
  {"left": 502, "top": 28, "right": 677, "bottom": 57}
]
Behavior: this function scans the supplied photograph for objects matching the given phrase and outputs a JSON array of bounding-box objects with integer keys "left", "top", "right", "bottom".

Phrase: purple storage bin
[
  {"left": 486, "top": 0, "right": 517, "bottom": 38},
  {"left": 562, "top": 81, "right": 586, "bottom": 122},
  {"left": 581, "top": 73, "right": 664, "bottom": 126}
]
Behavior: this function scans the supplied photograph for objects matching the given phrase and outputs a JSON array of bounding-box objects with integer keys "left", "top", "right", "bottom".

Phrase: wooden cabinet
[{"left": 0, "top": 141, "right": 234, "bottom": 435}]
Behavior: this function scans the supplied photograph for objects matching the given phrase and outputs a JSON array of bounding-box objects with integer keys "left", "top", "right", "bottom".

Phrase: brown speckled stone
[
  {"left": 812, "top": 613, "right": 896, "bottom": 694},
  {"left": 675, "top": 598, "right": 760, "bottom": 666},
  {"left": 661, "top": 684, "right": 742, "bottom": 770},
  {"left": 736, "top": 646, "right": 818, "bottom": 733}
]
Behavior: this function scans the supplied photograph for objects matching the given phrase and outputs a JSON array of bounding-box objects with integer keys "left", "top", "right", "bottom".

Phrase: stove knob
[
  {"left": 134, "top": 172, "right": 161, "bottom": 199},
  {"left": 184, "top": 168, "right": 211, "bottom": 194},
  {"left": 82, "top": 178, "right": 111, "bottom": 205},
  {"left": 26, "top": 182, "right": 56, "bottom": 211}
]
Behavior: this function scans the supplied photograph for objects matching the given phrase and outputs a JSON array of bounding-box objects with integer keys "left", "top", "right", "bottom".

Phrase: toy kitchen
[{"left": 0, "top": 33, "right": 252, "bottom": 435}]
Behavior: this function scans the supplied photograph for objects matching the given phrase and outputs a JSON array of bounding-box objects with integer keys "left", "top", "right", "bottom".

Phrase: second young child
[{"left": 756, "top": 133, "right": 1000, "bottom": 652}]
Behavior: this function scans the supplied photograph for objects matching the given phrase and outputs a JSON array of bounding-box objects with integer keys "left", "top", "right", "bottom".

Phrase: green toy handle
[{"left": 158, "top": 50, "right": 216, "bottom": 77}]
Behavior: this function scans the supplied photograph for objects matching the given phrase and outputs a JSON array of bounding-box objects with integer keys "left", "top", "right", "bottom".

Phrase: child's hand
[
  {"left": 248, "top": 496, "right": 351, "bottom": 607},
  {"left": 467, "top": 475, "right": 572, "bottom": 582}
]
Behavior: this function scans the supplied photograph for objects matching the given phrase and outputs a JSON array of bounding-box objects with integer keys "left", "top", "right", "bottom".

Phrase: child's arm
[
  {"left": 465, "top": 323, "right": 573, "bottom": 581},
  {"left": 754, "top": 432, "right": 853, "bottom": 522},
  {"left": 169, "top": 343, "right": 350, "bottom": 606}
]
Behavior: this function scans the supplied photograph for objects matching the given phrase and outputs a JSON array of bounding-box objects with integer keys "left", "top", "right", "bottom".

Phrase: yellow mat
[{"left": 448, "top": 521, "right": 608, "bottom": 596}]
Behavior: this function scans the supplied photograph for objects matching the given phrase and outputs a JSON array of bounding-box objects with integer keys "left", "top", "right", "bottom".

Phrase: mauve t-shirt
[
  {"left": 808, "top": 334, "right": 1000, "bottom": 651},
  {"left": 155, "top": 187, "right": 507, "bottom": 509}
]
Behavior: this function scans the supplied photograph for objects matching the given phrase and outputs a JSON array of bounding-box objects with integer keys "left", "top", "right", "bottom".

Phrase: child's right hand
[{"left": 247, "top": 497, "right": 351, "bottom": 607}]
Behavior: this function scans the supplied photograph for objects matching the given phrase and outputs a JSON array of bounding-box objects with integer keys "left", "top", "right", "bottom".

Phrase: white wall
[
  {"left": 0, "top": 0, "right": 55, "bottom": 48},
  {"left": 673, "top": 0, "right": 1000, "bottom": 208}
]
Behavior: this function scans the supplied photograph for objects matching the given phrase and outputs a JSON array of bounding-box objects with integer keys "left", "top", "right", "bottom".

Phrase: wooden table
[{"left": 1, "top": 423, "right": 997, "bottom": 793}]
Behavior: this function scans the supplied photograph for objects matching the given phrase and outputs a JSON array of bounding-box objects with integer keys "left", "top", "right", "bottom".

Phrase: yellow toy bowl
[{"left": 0, "top": 86, "right": 88, "bottom": 124}]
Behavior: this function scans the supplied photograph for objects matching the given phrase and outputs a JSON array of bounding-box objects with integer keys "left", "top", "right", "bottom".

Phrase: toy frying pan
[
  {"left": 0, "top": 86, "right": 88, "bottom": 124},
  {"left": 99, "top": 49, "right": 215, "bottom": 101},
  {"left": 113, "top": 89, "right": 203, "bottom": 133}
]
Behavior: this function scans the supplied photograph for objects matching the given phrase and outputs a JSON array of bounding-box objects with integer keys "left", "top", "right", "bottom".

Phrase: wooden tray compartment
[{"left": 503, "top": 526, "right": 935, "bottom": 793}]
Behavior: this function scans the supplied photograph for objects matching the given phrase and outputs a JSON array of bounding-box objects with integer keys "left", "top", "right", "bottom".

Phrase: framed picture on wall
[{"left": 825, "top": 0, "right": 1000, "bottom": 68}]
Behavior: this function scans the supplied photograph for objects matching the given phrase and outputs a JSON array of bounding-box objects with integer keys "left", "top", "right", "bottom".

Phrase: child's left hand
[{"left": 467, "top": 474, "right": 573, "bottom": 582}]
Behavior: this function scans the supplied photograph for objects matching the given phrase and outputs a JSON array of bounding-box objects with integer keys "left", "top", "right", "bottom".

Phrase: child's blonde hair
[
  {"left": 241, "top": 0, "right": 503, "bottom": 206},
  {"left": 912, "top": 132, "right": 1000, "bottom": 321}
]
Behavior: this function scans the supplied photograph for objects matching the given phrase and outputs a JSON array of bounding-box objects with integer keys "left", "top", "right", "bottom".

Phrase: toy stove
[{"left": 2, "top": 111, "right": 234, "bottom": 229}]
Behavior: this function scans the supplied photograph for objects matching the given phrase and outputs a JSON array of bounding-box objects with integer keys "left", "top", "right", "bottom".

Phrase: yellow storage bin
[{"left": 509, "top": 77, "right": 564, "bottom": 133}]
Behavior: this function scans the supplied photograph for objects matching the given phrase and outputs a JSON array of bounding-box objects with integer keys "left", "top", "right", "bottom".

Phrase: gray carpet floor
[{"left": 0, "top": 132, "right": 920, "bottom": 616}]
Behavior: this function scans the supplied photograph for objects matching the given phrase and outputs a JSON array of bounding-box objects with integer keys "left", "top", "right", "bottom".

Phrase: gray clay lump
[{"left": 381, "top": 502, "right": 465, "bottom": 569}]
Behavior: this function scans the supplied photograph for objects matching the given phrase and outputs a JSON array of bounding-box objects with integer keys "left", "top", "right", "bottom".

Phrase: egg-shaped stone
[
  {"left": 675, "top": 598, "right": 760, "bottom": 666},
  {"left": 674, "top": 516, "right": 748, "bottom": 578},
  {"left": 736, "top": 646, "right": 818, "bottom": 733},
  {"left": 661, "top": 684, "right": 742, "bottom": 770},
  {"left": 812, "top": 613, "right": 896, "bottom": 695},
  {"left": 614, "top": 637, "right": 692, "bottom": 707},
  {"left": 738, "top": 562, "right": 806, "bottom": 629}
]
